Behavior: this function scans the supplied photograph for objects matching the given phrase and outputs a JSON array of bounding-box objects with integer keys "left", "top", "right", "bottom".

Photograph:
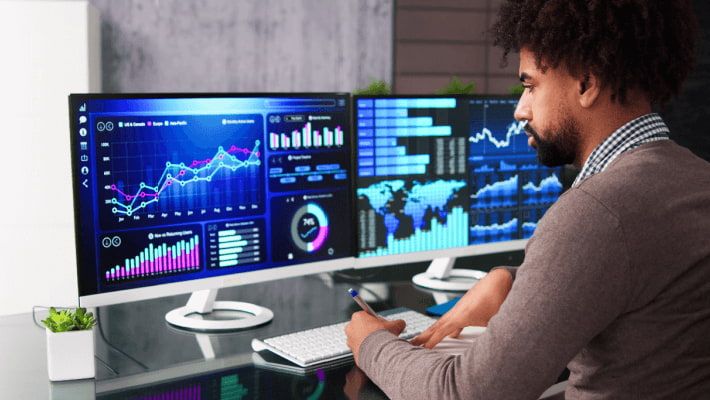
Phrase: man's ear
[{"left": 578, "top": 73, "right": 601, "bottom": 108}]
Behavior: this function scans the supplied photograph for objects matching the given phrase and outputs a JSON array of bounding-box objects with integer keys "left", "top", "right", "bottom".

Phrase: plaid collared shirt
[{"left": 572, "top": 113, "right": 670, "bottom": 187}]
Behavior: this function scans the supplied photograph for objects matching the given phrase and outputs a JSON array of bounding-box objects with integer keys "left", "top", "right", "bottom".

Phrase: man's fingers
[
  {"left": 451, "top": 327, "right": 463, "bottom": 338},
  {"left": 411, "top": 326, "right": 434, "bottom": 346},
  {"left": 423, "top": 329, "right": 450, "bottom": 349},
  {"left": 385, "top": 319, "right": 406, "bottom": 335}
]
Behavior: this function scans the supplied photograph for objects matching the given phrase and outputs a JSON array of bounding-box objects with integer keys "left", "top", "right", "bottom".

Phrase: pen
[{"left": 348, "top": 288, "right": 384, "bottom": 320}]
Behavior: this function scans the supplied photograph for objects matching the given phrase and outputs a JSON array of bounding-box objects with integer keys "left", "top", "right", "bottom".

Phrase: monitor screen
[
  {"left": 69, "top": 94, "right": 354, "bottom": 299},
  {"left": 355, "top": 96, "right": 563, "bottom": 258}
]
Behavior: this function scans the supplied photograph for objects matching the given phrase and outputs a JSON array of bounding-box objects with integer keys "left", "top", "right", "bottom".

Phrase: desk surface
[{"left": 1, "top": 255, "right": 535, "bottom": 399}]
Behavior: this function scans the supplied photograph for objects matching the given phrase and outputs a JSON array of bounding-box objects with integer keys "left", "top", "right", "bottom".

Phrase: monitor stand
[
  {"left": 165, "top": 289, "right": 273, "bottom": 332},
  {"left": 412, "top": 257, "right": 487, "bottom": 292}
]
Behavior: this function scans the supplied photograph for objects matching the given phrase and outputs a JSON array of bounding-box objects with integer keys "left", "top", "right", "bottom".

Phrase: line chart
[
  {"left": 109, "top": 142, "right": 262, "bottom": 217},
  {"left": 469, "top": 121, "right": 527, "bottom": 149}
]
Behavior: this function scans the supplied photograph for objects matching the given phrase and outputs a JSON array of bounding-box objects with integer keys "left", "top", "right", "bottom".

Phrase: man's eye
[{"left": 523, "top": 85, "right": 534, "bottom": 92}]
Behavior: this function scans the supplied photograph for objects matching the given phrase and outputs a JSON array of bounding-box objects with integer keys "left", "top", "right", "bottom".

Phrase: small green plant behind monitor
[
  {"left": 510, "top": 83, "right": 524, "bottom": 96},
  {"left": 354, "top": 80, "right": 392, "bottom": 95},
  {"left": 436, "top": 76, "right": 476, "bottom": 95}
]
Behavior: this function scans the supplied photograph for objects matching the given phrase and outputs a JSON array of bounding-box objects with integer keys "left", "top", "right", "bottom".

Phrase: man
[{"left": 345, "top": 1, "right": 710, "bottom": 399}]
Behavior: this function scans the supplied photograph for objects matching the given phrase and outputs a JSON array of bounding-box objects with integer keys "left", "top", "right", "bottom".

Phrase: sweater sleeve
[{"left": 358, "top": 188, "right": 632, "bottom": 400}]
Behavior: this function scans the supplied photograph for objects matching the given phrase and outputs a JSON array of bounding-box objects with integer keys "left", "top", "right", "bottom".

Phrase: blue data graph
[
  {"left": 357, "top": 98, "right": 466, "bottom": 178},
  {"left": 469, "top": 99, "right": 529, "bottom": 156},
  {"left": 468, "top": 98, "right": 564, "bottom": 242},
  {"left": 522, "top": 172, "right": 564, "bottom": 205},
  {"left": 355, "top": 96, "right": 565, "bottom": 254},
  {"left": 470, "top": 211, "right": 518, "bottom": 244},
  {"left": 73, "top": 95, "right": 354, "bottom": 296},
  {"left": 358, "top": 179, "right": 469, "bottom": 257},
  {"left": 521, "top": 206, "right": 551, "bottom": 239},
  {"left": 469, "top": 120, "right": 527, "bottom": 153},
  {"left": 471, "top": 174, "right": 518, "bottom": 209},
  {"left": 109, "top": 142, "right": 261, "bottom": 217},
  {"left": 356, "top": 97, "right": 471, "bottom": 256},
  {"left": 97, "top": 115, "right": 264, "bottom": 230}
]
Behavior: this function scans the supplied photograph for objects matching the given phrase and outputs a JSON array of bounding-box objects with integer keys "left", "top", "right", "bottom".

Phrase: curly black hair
[{"left": 492, "top": 0, "right": 698, "bottom": 105}]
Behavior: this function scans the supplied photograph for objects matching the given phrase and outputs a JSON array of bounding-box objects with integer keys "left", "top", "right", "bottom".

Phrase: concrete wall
[
  {"left": 91, "top": 0, "right": 393, "bottom": 93},
  {"left": 0, "top": 0, "right": 393, "bottom": 317}
]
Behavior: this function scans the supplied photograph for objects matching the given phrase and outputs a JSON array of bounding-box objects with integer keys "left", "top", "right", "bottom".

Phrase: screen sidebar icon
[{"left": 79, "top": 104, "right": 89, "bottom": 190}]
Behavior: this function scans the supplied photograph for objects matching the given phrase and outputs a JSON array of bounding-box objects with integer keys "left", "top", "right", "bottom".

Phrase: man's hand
[
  {"left": 411, "top": 267, "right": 513, "bottom": 349},
  {"left": 345, "top": 311, "right": 405, "bottom": 365}
]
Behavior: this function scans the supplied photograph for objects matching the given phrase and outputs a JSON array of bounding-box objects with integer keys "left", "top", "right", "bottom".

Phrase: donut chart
[{"left": 290, "top": 203, "right": 329, "bottom": 253}]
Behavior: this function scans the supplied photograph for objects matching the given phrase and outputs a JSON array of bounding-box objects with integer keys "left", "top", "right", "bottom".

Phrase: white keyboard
[{"left": 251, "top": 307, "right": 436, "bottom": 367}]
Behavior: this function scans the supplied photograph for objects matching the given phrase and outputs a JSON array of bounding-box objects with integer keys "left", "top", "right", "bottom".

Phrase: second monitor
[{"left": 354, "top": 95, "right": 564, "bottom": 290}]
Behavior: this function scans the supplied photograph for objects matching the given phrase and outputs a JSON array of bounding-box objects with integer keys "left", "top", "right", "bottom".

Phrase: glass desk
[{"left": 2, "top": 252, "right": 566, "bottom": 400}]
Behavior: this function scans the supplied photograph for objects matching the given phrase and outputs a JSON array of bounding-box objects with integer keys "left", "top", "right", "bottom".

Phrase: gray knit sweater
[{"left": 359, "top": 141, "right": 710, "bottom": 399}]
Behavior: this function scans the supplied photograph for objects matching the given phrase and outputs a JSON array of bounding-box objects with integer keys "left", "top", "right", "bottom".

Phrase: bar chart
[
  {"left": 356, "top": 98, "right": 459, "bottom": 177},
  {"left": 206, "top": 220, "right": 264, "bottom": 269},
  {"left": 358, "top": 179, "right": 469, "bottom": 257},
  {"left": 359, "top": 206, "right": 469, "bottom": 257},
  {"left": 269, "top": 122, "right": 344, "bottom": 150},
  {"left": 214, "top": 228, "right": 261, "bottom": 268},
  {"left": 104, "top": 235, "right": 201, "bottom": 282}
]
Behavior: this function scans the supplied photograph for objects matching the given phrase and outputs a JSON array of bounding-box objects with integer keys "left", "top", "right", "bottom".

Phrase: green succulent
[
  {"left": 510, "top": 83, "right": 525, "bottom": 96},
  {"left": 354, "top": 80, "right": 392, "bottom": 95},
  {"left": 436, "top": 76, "right": 476, "bottom": 95},
  {"left": 42, "top": 307, "right": 96, "bottom": 333}
]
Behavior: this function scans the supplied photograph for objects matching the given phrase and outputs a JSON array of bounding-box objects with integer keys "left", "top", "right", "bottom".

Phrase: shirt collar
[{"left": 572, "top": 113, "right": 670, "bottom": 187}]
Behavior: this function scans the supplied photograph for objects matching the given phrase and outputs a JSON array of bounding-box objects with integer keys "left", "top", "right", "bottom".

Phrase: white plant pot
[{"left": 46, "top": 328, "right": 95, "bottom": 381}]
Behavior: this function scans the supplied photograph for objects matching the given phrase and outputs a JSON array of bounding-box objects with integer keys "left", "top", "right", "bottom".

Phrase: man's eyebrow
[{"left": 519, "top": 72, "right": 532, "bottom": 82}]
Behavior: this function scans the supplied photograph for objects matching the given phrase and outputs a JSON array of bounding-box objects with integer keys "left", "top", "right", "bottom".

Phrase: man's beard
[{"left": 525, "top": 118, "right": 580, "bottom": 167}]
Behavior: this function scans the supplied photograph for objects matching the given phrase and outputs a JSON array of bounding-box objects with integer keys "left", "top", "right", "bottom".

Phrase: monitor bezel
[
  {"left": 351, "top": 94, "right": 530, "bottom": 268},
  {"left": 68, "top": 92, "right": 356, "bottom": 307}
]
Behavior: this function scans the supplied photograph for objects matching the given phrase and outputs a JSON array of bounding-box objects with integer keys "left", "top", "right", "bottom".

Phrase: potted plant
[
  {"left": 354, "top": 79, "right": 392, "bottom": 95},
  {"left": 509, "top": 83, "right": 525, "bottom": 96},
  {"left": 42, "top": 307, "right": 97, "bottom": 381},
  {"left": 436, "top": 76, "right": 476, "bottom": 95}
]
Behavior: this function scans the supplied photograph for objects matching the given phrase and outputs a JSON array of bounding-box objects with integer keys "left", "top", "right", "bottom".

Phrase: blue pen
[{"left": 348, "top": 288, "right": 385, "bottom": 320}]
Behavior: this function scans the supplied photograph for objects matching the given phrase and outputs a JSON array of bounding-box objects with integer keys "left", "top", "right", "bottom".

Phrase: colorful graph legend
[{"left": 105, "top": 235, "right": 200, "bottom": 281}]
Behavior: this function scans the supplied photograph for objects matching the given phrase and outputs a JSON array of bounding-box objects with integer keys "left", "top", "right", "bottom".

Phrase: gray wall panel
[{"left": 91, "top": 0, "right": 393, "bottom": 92}]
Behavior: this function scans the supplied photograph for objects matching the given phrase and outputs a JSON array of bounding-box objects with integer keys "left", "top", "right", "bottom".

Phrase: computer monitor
[
  {"left": 69, "top": 93, "right": 355, "bottom": 331},
  {"left": 353, "top": 95, "right": 563, "bottom": 290}
]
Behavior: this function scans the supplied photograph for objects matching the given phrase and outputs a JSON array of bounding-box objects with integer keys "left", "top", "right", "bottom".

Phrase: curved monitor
[
  {"left": 353, "top": 95, "right": 564, "bottom": 269},
  {"left": 69, "top": 94, "right": 355, "bottom": 307}
]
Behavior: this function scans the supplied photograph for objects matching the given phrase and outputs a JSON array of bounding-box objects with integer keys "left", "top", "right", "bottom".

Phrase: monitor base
[
  {"left": 412, "top": 257, "right": 487, "bottom": 292},
  {"left": 165, "top": 289, "right": 273, "bottom": 332}
]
